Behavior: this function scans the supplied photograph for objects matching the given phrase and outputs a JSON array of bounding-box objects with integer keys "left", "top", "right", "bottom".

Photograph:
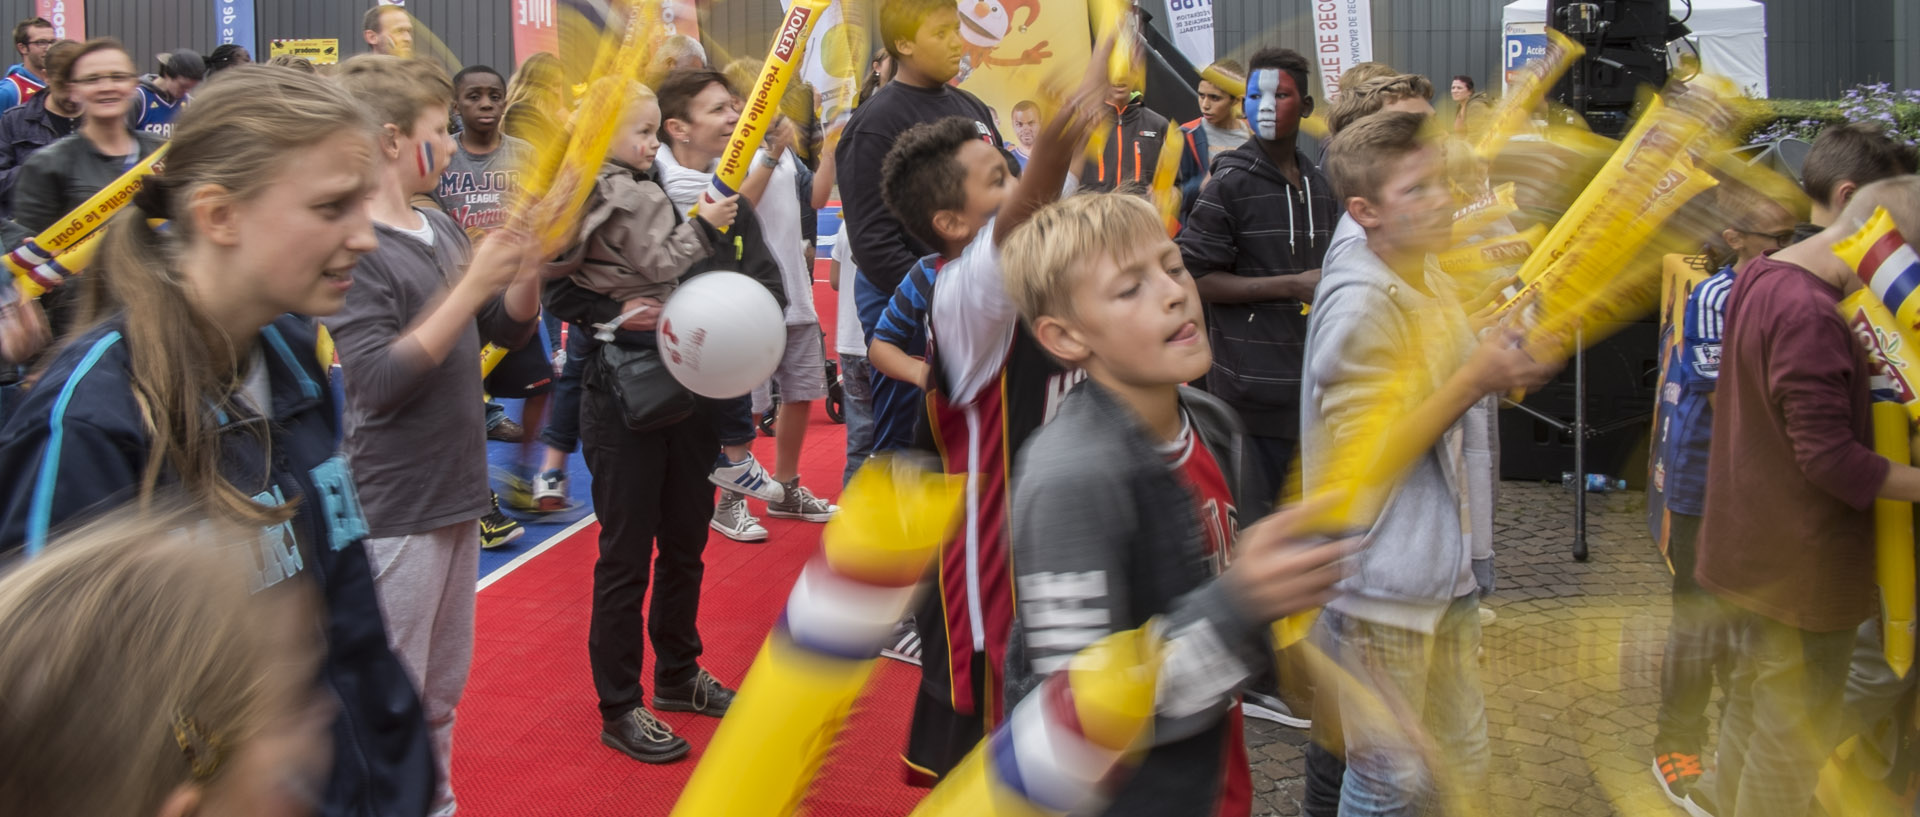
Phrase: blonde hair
[
  {"left": 1338, "top": 61, "right": 1398, "bottom": 94},
  {"left": 333, "top": 53, "right": 453, "bottom": 131},
  {"left": 94, "top": 65, "right": 375, "bottom": 526},
  {"left": 0, "top": 509, "right": 316, "bottom": 815},
  {"left": 1001, "top": 193, "right": 1167, "bottom": 325},
  {"left": 1328, "top": 73, "right": 1434, "bottom": 135}
]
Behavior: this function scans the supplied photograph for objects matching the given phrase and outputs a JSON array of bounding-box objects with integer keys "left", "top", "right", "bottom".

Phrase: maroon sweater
[{"left": 1696, "top": 254, "right": 1891, "bottom": 633}]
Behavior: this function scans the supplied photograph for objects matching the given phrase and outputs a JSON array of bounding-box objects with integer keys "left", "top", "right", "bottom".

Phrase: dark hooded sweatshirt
[
  {"left": 1175, "top": 139, "right": 1339, "bottom": 438},
  {"left": 1079, "top": 92, "right": 1171, "bottom": 192},
  {"left": 0, "top": 315, "right": 436, "bottom": 817}
]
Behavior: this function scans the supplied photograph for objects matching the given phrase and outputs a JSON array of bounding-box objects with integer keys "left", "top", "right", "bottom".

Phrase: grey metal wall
[
  {"left": 1210, "top": 0, "right": 1915, "bottom": 103},
  {"left": 0, "top": 1, "right": 1897, "bottom": 100},
  {"left": 1211, "top": 0, "right": 1506, "bottom": 101}
]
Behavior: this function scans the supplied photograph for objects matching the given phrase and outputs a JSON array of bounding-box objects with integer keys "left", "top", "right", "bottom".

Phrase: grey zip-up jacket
[
  {"left": 1006, "top": 380, "right": 1267, "bottom": 816},
  {"left": 544, "top": 159, "right": 714, "bottom": 302},
  {"left": 1302, "top": 216, "right": 1489, "bottom": 630}
]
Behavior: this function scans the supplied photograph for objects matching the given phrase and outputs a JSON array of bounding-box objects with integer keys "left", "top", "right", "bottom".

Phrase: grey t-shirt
[
  {"left": 1201, "top": 120, "right": 1249, "bottom": 163},
  {"left": 432, "top": 135, "right": 529, "bottom": 237},
  {"left": 322, "top": 207, "right": 537, "bottom": 538}
]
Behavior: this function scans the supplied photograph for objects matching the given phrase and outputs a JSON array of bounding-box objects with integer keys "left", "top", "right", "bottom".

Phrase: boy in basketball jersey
[{"left": 882, "top": 38, "right": 1113, "bottom": 786}]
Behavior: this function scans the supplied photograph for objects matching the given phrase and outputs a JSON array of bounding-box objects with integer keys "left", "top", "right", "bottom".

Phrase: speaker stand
[{"left": 1502, "top": 325, "right": 1592, "bottom": 561}]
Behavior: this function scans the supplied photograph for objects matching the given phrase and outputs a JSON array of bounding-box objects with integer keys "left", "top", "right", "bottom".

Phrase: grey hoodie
[{"left": 1301, "top": 215, "right": 1491, "bottom": 633}]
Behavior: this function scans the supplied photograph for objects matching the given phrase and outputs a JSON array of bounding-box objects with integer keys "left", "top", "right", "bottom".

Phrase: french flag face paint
[
  {"left": 1245, "top": 68, "right": 1283, "bottom": 141},
  {"left": 416, "top": 141, "right": 436, "bottom": 179}
]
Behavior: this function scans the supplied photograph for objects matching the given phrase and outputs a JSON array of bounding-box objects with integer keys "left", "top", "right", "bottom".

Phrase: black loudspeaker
[
  {"left": 1547, "top": 0, "right": 1673, "bottom": 137},
  {"left": 1498, "top": 319, "right": 1661, "bottom": 484}
]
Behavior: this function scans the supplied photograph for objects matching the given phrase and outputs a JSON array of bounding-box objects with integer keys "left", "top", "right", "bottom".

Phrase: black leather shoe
[
  {"left": 652, "top": 668, "right": 736, "bottom": 717},
  {"left": 600, "top": 707, "right": 690, "bottom": 764}
]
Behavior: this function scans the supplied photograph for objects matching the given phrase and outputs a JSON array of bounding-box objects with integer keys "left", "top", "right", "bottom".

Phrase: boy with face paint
[
  {"left": 324, "top": 56, "right": 541, "bottom": 815},
  {"left": 1175, "top": 48, "right": 1339, "bottom": 524}
]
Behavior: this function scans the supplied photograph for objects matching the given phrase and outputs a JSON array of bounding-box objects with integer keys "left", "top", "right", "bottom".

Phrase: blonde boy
[{"left": 1002, "top": 192, "right": 1351, "bottom": 817}]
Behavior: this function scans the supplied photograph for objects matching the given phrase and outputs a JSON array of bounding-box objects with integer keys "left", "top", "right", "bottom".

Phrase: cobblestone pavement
[{"left": 1249, "top": 481, "right": 1681, "bottom": 816}]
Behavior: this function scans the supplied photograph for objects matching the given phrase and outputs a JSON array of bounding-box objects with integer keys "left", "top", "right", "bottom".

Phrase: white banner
[
  {"left": 1313, "top": 0, "right": 1374, "bottom": 100},
  {"left": 1165, "top": 0, "right": 1215, "bottom": 68}
]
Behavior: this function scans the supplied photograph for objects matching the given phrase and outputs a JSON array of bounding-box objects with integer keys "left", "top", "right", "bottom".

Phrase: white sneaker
[
  {"left": 1241, "top": 690, "right": 1312, "bottom": 729},
  {"left": 710, "top": 492, "right": 769, "bottom": 542},
  {"left": 1479, "top": 606, "right": 1498, "bottom": 626},
  {"left": 710, "top": 454, "right": 786, "bottom": 503}
]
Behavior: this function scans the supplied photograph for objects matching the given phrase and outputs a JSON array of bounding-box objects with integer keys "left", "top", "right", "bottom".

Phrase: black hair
[
  {"left": 157, "top": 49, "right": 205, "bottom": 81},
  {"left": 880, "top": 0, "right": 953, "bottom": 62},
  {"left": 1452, "top": 74, "right": 1475, "bottom": 92},
  {"left": 206, "top": 44, "right": 249, "bottom": 74},
  {"left": 453, "top": 64, "right": 505, "bottom": 90},
  {"left": 655, "top": 68, "right": 736, "bottom": 139},
  {"left": 1248, "top": 48, "right": 1311, "bottom": 100},
  {"left": 883, "top": 116, "right": 985, "bottom": 250}
]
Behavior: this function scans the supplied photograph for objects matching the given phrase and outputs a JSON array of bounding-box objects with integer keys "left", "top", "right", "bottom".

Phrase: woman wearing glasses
[{"left": 10, "top": 37, "right": 163, "bottom": 338}]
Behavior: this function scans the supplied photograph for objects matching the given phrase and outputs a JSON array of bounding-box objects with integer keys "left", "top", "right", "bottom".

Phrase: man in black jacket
[
  {"left": 0, "top": 39, "right": 74, "bottom": 218},
  {"left": 1175, "top": 46, "right": 1338, "bottom": 521}
]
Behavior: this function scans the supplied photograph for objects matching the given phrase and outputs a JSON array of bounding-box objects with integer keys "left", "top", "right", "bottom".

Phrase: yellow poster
[
  {"left": 269, "top": 38, "right": 341, "bottom": 64},
  {"left": 953, "top": 0, "right": 1091, "bottom": 151}
]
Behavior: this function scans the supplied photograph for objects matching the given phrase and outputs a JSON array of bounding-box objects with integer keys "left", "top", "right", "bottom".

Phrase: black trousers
[
  {"left": 1244, "top": 434, "right": 1298, "bottom": 521},
  {"left": 1655, "top": 512, "right": 1730, "bottom": 755},
  {"left": 580, "top": 380, "right": 717, "bottom": 723}
]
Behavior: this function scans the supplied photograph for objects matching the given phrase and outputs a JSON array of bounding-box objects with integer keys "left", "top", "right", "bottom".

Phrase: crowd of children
[{"left": 4, "top": 4, "right": 1920, "bottom": 817}]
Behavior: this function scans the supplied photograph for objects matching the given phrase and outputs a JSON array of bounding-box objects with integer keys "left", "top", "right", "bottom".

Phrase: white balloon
[{"left": 658, "top": 271, "right": 786, "bottom": 398}]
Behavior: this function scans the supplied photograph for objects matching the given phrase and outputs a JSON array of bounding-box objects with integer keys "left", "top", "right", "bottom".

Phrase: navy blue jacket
[{"left": 0, "top": 315, "right": 436, "bottom": 817}]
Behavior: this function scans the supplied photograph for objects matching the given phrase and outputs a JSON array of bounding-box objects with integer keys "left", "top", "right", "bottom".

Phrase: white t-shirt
[
  {"left": 831, "top": 223, "right": 863, "bottom": 357},
  {"left": 754, "top": 148, "right": 815, "bottom": 325}
]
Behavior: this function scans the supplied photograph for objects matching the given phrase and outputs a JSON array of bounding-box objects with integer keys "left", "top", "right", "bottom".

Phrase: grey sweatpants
[{"left": 365, "top": 520, "right": 480, "bottom": 817}]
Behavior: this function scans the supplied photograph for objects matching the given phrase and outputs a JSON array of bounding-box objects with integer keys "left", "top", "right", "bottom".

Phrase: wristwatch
[{"left": 759, "top": 152, "right": 780, "bottom": 170}]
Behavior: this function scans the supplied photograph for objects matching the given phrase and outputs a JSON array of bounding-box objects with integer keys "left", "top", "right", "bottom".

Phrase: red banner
[
  {"left": 513, "top": 0, "right": 558, "bottom": 67},
  {"left": 35, "top": 0, "right": 84, "bottom": 42}
]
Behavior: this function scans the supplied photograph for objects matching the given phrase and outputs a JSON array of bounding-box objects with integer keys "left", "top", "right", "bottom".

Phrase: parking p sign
[{"left": 1503, "top": 22, "right": 1548, "bottom": 91}]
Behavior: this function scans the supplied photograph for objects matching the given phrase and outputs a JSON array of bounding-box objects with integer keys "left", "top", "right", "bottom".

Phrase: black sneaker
[
  {"left": 479, "top": 493, "right": 525, "bottom": 549},
  {"left": 652, "top": 668, "right": 736, "bottom": 717},
  {"left": 600, "top": 707, "right": 690, "bottom": 764}
]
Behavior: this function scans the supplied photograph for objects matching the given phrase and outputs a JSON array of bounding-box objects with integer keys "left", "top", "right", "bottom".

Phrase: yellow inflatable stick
[
  {"left": 1451, "top": 183, "right": 1518, "bottom": 244},
  {"left": 1439, "top": 224, "right": 1546, "bottom": 278},
  {"left": 1148, "top": 125, "right": 1185, "bottom": 235},
  {"left": 693, "top": 0, "right": 830, "bottom": 229},
  {"left": 13, "top": 226, "right": 105, "bottom": 298},
  {"left": 1868, "top": 374, "right": 1917, "bottom": 679},
  {"left": 670, "top": 457, "right": 965, "bottom": 817},
  {"left": 1475, "top": 30, "right": 1583, "bottom": 160},
  {"left": 511, "top": 0, "right": 657, "bottom": 256},
  {"left": 908, "top": 626, "right": 1163, "bottom": 817},
  {"left": 479, "top": 343, "right": 508, "bottom": 379},
  {"left": 8, "top": 146, "right": 166, "bottom": 290}
]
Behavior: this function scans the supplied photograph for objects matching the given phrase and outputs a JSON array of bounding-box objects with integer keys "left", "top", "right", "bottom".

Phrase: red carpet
[{"left": 454, "top": 276, "right": 932, "bottom": 816}]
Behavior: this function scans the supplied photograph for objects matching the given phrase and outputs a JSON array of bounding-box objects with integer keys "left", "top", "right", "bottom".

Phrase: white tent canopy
[{"left": 1501, "top": 0, "right": 1768, "bottom": 98}]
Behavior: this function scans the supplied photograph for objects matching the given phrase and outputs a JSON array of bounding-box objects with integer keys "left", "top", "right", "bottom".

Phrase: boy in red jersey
[{"left": 882, "top": 36, "right": 1114, "bottom": 786}]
